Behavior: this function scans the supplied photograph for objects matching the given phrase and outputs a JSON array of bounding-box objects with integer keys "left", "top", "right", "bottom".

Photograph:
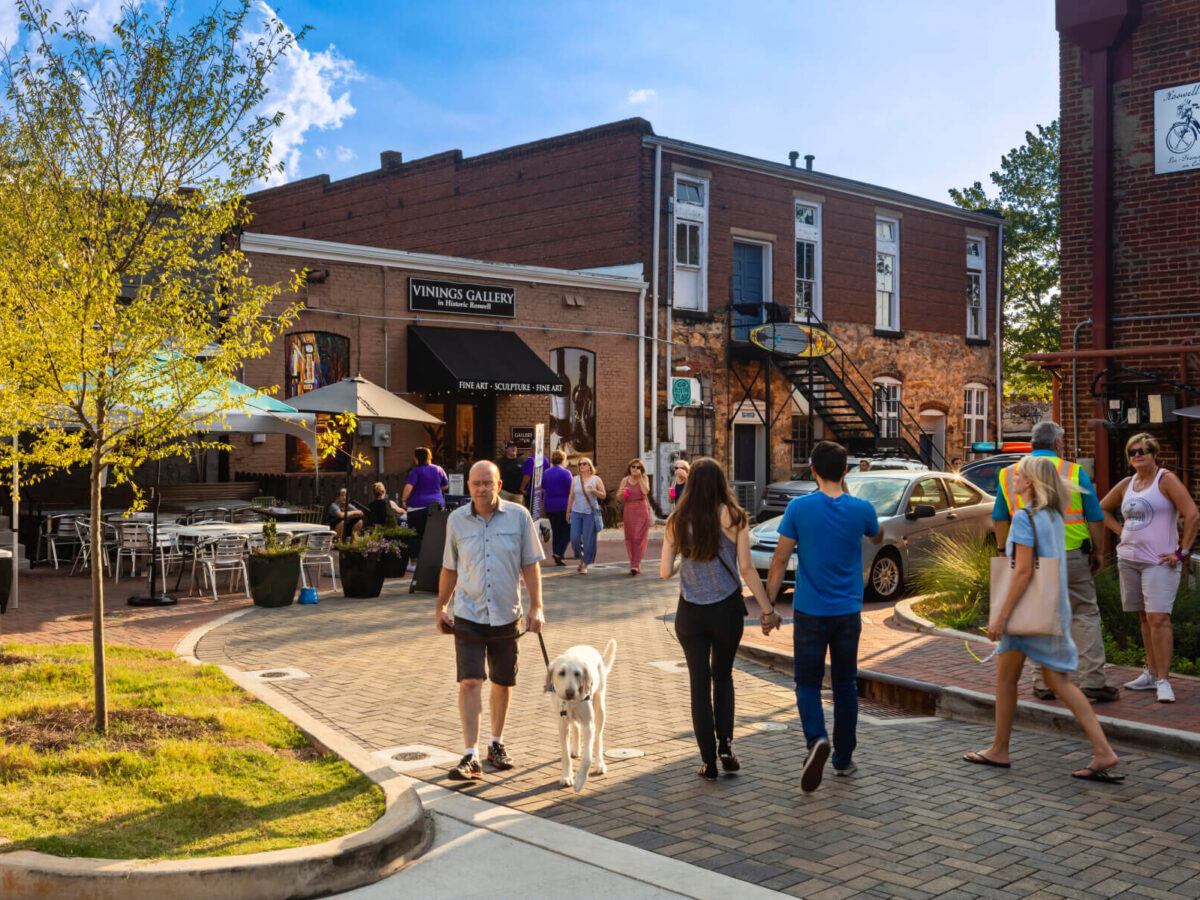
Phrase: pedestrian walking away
[
  {"left": 1100, "top": 432, "right": 1199, "bottom": 704},
  {"left": 661, "top": 457, "right": 781, "bottom": 781},
  {"left": 568, "top": 457, "right": 605, "bottom": 575},
  {"left": 619, "top": 458, "right": 652, "bottom": 575},
  {"left": 966, "top": 455, "right": 1123, "bottom": 783},
  {"left": 767, "top": 440, "right": 882, "bottom": 793},
  {"left": 993, "top": 420, "right": 1118, "bottom": 703},
  {"left": 401, "top": 446, "right": 450, "bottom": 569},
  {"left": 436, "top": 459, "right": 545, "bottom": 780},
  {"left": 543, "top": 450, "right": 574, "bottom": 566}
]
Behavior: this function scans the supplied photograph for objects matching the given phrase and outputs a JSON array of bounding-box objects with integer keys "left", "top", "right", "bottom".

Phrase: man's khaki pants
[{"left": 1032, "top": 549, "right": 1107, "bottom": 691}]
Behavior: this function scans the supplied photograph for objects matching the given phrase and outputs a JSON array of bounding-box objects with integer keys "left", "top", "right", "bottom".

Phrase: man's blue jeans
[{"left": 793, "top": 610, "right": 862, "bottom": 769}]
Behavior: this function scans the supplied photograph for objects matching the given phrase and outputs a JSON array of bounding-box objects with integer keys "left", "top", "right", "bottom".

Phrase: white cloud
[
  {"left": 0, "top": 0, "right": 127, "bottom": 53},
  {"left": 627, "top": 88, "right": 656, "bottom": 105},
  {"left": 335, "top": 145, "right": 355, "bottom": 163},
  {"left": 253, "top": 2, "right": 360, "bottom": 185},
  {"left": 313, "top": 146, "right": 326, "bottom": 161}
]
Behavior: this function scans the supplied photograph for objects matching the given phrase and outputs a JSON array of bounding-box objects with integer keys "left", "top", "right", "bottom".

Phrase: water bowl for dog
[{"left": 298, "top": 587, "right": 319, "bottom": 605}]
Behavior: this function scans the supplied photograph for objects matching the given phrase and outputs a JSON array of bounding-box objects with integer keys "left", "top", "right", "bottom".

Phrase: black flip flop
[
  {"left": 962, "top": 751, "right": 1011, "bottom": 768},
  {"left": 1071, "top": 766, "right": 1125, "bottom": 784}
]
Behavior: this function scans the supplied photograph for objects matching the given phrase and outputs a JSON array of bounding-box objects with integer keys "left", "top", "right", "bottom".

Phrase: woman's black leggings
[{"left": 674, "top": 589, "right": 745, "bottom": 765}]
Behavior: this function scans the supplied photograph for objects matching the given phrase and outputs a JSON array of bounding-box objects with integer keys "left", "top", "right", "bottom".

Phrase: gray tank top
[{"left": 679, "top": 532, "right": 741, "bottom": 605}]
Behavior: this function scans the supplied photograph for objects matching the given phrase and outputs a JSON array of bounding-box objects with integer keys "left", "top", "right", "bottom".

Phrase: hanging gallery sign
[
  {"left": 1154, "top": 81, "right": 1200, "bottom": 175},
  {"left": 408, "top": 277, "right": 516, "bottom": 318}
]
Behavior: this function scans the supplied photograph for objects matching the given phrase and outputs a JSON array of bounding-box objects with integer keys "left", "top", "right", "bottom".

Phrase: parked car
[
  {"left": 749, "top": 470, "right": 995, "bottom": 602},
  {"left": 757, "top": 457, "right": 929, "bottom": 522},
  {"left": 958, "top": 453, "right": 1024, "bottom": 497}
]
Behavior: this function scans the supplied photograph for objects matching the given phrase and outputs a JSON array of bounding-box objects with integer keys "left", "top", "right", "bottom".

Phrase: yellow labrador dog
[{"left": 545, "top": 638, "right": 617, "bottom": 792}]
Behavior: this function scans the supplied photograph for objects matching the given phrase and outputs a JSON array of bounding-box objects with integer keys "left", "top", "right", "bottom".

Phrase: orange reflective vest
[{"left": 999, "top": 456, "right": 1088, "bottom": 550}]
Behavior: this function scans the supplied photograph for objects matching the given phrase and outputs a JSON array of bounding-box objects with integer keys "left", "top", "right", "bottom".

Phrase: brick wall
[
  {"left": 233, "top": 251, "right": 642, "bottom": 494},
  {"left": 1058, "top": 0, "right": 1200, "bottom": 497}
]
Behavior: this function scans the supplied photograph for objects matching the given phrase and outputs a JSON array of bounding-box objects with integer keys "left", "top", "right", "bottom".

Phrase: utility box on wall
[{"left": 372, "top": 425, "right": 392, "bottom": 448}]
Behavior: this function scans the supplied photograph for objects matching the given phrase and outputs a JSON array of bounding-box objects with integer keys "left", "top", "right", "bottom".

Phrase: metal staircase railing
[{"left": 728, "top": 306, "right": 947, "bottom": 469}]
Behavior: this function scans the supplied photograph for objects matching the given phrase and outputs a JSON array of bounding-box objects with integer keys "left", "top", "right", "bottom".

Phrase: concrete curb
[
  {"left": 0, "top": 606, "right": 431, "bottom": 900},
  {"left": 736, "top": 639, "right": 1200, "bottom": 762},
  {"left": 892, "top": 594, "right": 990, "bottom": 644}
]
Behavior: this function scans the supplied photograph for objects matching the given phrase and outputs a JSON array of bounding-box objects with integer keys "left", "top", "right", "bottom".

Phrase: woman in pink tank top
[{"left": 1100, "top": 433, "right": 1199, "bottom": 704}]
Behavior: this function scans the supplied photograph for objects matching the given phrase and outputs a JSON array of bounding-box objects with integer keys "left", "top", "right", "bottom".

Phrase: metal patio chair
[
  {"left": 300, "top": 531, "right": 338, "bottom": 592},
  {"left": 195, "top": 535, "right": 250, "bottom": 601}
]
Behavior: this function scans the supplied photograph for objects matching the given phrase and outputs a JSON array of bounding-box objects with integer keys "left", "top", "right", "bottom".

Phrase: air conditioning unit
[{"left": 372, "top": 425, "right": 392, "bottom": 448}]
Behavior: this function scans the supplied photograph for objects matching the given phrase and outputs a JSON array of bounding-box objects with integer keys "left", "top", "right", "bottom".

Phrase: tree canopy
[
  {"left": 949, "top": 121, "right": 1060, "bottom": 401},
  {"left": 0, "top": 0, "right": 306, "bottom": 730}
]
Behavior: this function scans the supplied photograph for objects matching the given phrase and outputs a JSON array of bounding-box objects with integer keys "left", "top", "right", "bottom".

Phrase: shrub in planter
[
  {"left": 248, "top": 520, "right": 303, "bottom": 608},
  {"left": 910, "top": 532, "right": 995, "bottom": 632},
  {"left": 336, "top": 526, "right": 416, "bottom": 598}
]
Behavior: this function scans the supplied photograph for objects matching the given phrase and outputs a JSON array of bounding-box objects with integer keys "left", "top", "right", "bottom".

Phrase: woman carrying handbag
[
  {"left": 568, "top": 458, "right": 606, "bottom": 575},
  {"left": 963, "top": 455, "right": 1123, "bottom": 783}
]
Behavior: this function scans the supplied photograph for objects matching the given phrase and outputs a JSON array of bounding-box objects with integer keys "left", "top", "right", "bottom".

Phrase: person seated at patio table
[
  {"left": 326, "top": 488, "right": 364, "bottom": 541},
  {"left": 367, "top": 481, "right": 405, "bottom": 527}
]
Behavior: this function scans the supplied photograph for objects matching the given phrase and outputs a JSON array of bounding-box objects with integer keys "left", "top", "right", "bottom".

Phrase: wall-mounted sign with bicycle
[{"left": 1154, "top": 81, "right": 1200, "bottom": 175}]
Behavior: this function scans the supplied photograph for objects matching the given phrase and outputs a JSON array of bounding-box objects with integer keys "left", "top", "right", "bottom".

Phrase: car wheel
[{"left": 866, "top": 550, "right": 903, "bottom": 602}]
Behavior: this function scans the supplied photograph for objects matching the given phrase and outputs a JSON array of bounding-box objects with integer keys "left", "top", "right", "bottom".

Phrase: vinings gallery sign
[{"left": 409, "top": 277, "right": 516, "bottom": 318}]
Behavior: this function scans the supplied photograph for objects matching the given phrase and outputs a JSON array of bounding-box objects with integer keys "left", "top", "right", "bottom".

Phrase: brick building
[
  {"left": 1037, "top": 0, "right": 1200, "bottom": 498},
  {"left": 247, "top": 120, "right": 1004, "bottom": 508},
  {"left": 235, "top": 234, "right": 646, "bottom": 494}
]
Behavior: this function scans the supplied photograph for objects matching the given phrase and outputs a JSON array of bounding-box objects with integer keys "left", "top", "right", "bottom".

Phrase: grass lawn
[{"left": 0, "top": 644, "right": 384, "bottom": 860}]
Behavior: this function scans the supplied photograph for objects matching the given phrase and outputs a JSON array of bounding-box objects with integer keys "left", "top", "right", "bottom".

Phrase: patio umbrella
[
  {"left": 1176, "top": 405, "right": 1200, "bottom": 419},
  {"left": 285, "top": 374, "right": 442, "bottom": 500}
]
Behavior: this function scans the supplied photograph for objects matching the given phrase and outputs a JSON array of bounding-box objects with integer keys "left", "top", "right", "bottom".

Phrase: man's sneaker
[
  {"left": 1157, "top": 679, "right": 1176, "bottom": 703},
  {"left": 801, "top": 737, "right": 831, "bottom": 793},
  {"left": 1124, "top": 667, "right": 1156, "bottom": 691},
  {"left": 487, "top": 740, "right": 514, "bottom": 770},
  {"left": 1082, "top": 684, "right": 1120, "bottom": 703},
  {"left": 833, "top": 762, "right": 857, "bottom": 777},
  {"left": 447, "top": 753, "right": 482, "bottom": 780}
]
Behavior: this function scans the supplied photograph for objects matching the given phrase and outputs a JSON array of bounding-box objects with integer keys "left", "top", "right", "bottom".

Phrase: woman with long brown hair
[
  {"left": 661, "top": 458, "right": 781, "bottom": 780},
  {"left": 618, "top": 458, "right": 652, "bottom": 575}
]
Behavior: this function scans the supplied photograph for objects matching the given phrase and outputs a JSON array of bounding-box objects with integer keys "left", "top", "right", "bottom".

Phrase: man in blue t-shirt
[{"left": 767, "top": 440, "right": 882, "bottom": 793}]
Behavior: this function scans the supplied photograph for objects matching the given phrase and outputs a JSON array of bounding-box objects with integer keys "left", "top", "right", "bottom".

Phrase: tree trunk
[{"left": 90, "top": 447, "right": 107, "bottom": 734}]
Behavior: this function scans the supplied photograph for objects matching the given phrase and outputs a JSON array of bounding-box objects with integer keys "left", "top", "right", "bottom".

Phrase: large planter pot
[
  {"left": 340, "top": 551, "right": 385, "bottom": 599},
  {"left": 381, "top": 549, "right": 408, "bottom": 579},
  {"left": 247, "top": 554, "right": 301, "bottom": 608}
]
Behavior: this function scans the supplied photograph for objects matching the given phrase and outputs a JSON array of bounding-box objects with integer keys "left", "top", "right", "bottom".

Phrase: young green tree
[
  {"left": 949, "top": 121, "right": 1060, "bottom": 401},
  {"left": 0, "top": 0, "right": 306, "bottom": 732}
]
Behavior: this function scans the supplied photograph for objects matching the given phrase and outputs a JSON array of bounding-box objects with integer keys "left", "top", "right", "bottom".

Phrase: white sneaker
[
  {"left": 1124, "top": 667, "right": 1156, "bottom": 690},
  {"left": 1156, "top": 679, "right": 1175, "bottom": 703}
]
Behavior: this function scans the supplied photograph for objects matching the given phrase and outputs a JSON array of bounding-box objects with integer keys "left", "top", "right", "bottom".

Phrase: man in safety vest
[{"left": 992, "top": 420, "right": 1119, "bottom": 703}]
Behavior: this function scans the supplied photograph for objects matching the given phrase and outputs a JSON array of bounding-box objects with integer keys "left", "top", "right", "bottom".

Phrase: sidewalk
[{"left": 739, "top": 596, "right": 1200, "bottom": 746}]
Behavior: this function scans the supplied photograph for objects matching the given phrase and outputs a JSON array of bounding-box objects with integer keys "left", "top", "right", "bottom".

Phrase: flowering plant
[{"left": 335, "top": 525, "right": 416, "bottom": 557}]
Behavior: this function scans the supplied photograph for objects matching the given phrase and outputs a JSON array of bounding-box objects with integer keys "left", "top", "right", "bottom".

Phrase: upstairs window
[
  {"left": 676, "top": 180, "right": 704, "bottom": 207},
  {"left": 675, "top": 222, "right": 701, "bottom": 266},
  {"left": 672, "top": 174, "right": 709, "bottom": 311},
  {"left": 795, "top": 202, "right": 821, "bottom": 320},
  {"left": 875, "top": 217, "right": 899, "bottom": 330},
  {"left": 964, "top": 383, "right": 988, "bottom": 445},
  {"left": 966, "top": 237, "right": 986, "bottom": 339}
]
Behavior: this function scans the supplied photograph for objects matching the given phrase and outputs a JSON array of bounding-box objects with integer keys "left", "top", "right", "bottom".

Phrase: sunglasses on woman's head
[{"left": 1128, "top": 448, "right": 1149, "bottom": 457}]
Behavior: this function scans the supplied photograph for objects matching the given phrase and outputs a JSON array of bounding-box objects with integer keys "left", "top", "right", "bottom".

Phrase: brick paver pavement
[{"left": 196, "top": 565, "right": 1200, "bottom": 899}]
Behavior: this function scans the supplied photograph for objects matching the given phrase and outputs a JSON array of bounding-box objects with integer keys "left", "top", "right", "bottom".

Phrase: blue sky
[{"left": 3, "top": 1, "right": 1062, "bottom": 203}]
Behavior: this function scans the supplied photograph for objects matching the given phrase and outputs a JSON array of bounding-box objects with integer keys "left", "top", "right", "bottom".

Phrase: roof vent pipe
[
  {"left": 804, "top": 154, "right": 815, "bottom": 171},
  {"left": 788, "top": 151, "right": 799, "bottom": 167}
]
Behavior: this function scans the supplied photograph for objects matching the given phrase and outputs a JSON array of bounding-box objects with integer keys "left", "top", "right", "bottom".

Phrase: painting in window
[
  {"left": 284, "top": 331, "right": 351, "bottom": 472},
  {"left": 549, "top": 347, "right": 597, "bottom": 458}
]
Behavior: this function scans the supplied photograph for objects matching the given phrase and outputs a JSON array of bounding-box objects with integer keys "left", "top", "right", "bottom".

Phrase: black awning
[{"left": 407, "top": 325, "right": 565, "bottom": 394}]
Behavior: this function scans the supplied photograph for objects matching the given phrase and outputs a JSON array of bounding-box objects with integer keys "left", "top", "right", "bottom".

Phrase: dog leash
[{"left": 442, "top": 621, "right": 551, "bottom": 668}]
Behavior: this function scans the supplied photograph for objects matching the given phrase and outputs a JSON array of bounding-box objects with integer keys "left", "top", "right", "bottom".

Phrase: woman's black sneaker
[{"left": 448, "top": 753, "right": 482, "bottom": 780}]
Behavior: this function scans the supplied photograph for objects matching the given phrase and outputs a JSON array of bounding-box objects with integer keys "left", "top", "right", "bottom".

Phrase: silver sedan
[{"left": 749, "top": 471, "right": 995, "bottom": 603}]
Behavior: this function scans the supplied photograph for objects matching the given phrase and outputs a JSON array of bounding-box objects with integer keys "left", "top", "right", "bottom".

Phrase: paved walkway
[{"left": 195, "top": 566, "right": 1200, "bottom": 899}]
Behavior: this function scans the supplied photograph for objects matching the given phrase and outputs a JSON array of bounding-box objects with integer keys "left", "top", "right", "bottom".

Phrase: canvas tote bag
[{"left": 989, "top": 508, "right": 1062, "bottom": 637}]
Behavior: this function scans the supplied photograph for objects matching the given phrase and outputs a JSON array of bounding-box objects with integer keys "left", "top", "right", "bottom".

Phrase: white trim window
[
  {"left": 966, "top": 237, "right": 986, "bottom": 339},
  {"left": 672, "top": 175, "right": 708, "bottom": 311},
  {"left": 874, "top": 376, "right": 901, "bottom": 440},
  {"left": 875, "top": 217, "right": 899, "bottom": 330},
  {"left": 794, "top": 202, "right": 822, "bottom": 321},
  {"left": 964, "top": 383, "right": 988, "bottom": 445}
]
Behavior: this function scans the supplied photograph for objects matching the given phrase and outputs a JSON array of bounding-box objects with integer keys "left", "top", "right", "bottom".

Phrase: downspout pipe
[
  {"left": 994, "top": 221, "right": 1004, "bottom": 444},
  {"left": 637, "top": 284, "right": 647, "bottom": 459},
  {"left": 651, "top": 144, "right": 662, "bottom": 458},
  {"left": 1071, "top": 317, "right": 1091, "bottom": 459}
]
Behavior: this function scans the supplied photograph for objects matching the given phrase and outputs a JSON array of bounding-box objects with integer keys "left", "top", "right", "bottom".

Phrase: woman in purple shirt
[
  {"left": 401, "top": 447, "right": 449, "bottom": 567},
  {"left": 543, "top": 450, "right": 574, "bottom": 565}
]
